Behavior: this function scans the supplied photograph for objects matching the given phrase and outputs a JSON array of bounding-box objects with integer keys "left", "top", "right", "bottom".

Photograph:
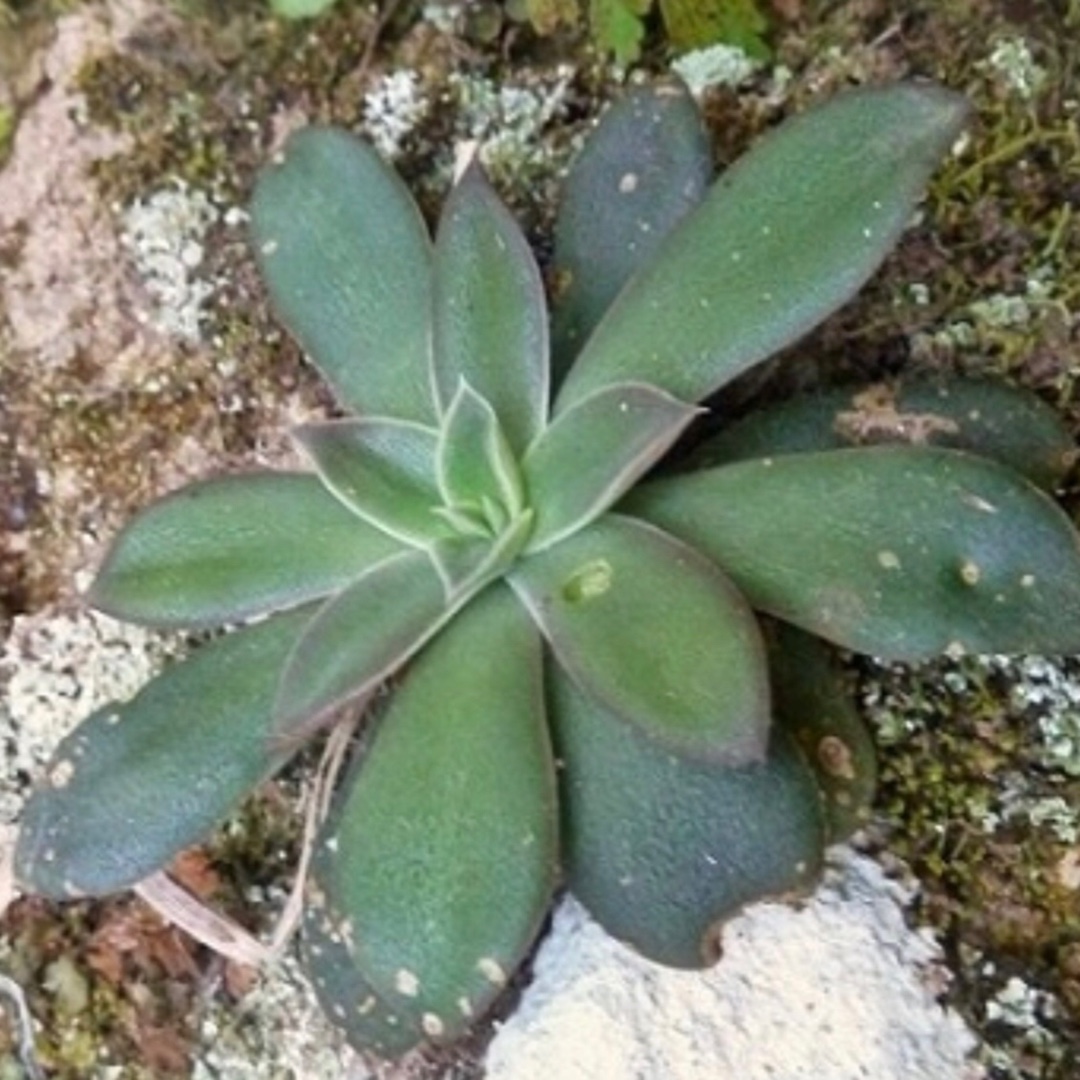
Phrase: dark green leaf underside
[
  {"left": 550, "top": 78, "right": 711, "bottom": 379},
  {"left": 551, "top": 664, "right": 825, "bottom": 969},
  {"left": 766, "top": 620, "right": 876, "bottom": 842},
  {"left": 691, "top": 377, "right": 1075, "bottom": 492}
]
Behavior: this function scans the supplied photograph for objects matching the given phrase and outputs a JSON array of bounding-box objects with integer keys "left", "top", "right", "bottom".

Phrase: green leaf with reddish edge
[
  {"left": 15, "top": 605, "right": 317, "bottom": 899},
  {"left": 522, "top": 382, "right": 702, "bottom": 553},
  {"left": 251, "top": 127, "right": 435, "bottom": 423},
  {"left": 551, "top": 79, "right": 711, "bottom": 380},
  {"left": 273, "top": 548, "right": 454, "bottom": 741},
  {"left": 555, "top": 85, "right": 970, "bottom": 412},
  {"left": 765, "top": 619, "right": 876, "bottom": 842},
  {"left": 436, "top": 382, "right": 524, "bottom": 524},
  {"left": 433, "top": 162, "right": 548, "bottom": 454},
  {"left": 510, "top": 513, "right": 770, "bottom": 763},
  {"left": 305, "top": 585, "right": 557, "bottom": 1052},
  {"left": 687, "top": 377, "right": 1077, "bottom": 492},
  {"left": 628, "top": 446, "right": 1080, "bottom": 661},
  {"left": 550, "top": 663, "right": 824, "bottom": 969},
  {"left": 293, "top": 418, "right": 445, "bottom": 547},
  {"left": 88, "top": 473, "right": 402, "bottom": 629}
]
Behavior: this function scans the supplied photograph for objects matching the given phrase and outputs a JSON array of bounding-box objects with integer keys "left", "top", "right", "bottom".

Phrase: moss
[{"left": 860, "top": 653, "right": 1080, "bottom": 1078}]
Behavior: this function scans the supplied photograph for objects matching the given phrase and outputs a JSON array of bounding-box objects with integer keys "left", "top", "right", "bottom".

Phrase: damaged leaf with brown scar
[{"left": 16, "top": 77, "right": 1080, "bottom": 1057}]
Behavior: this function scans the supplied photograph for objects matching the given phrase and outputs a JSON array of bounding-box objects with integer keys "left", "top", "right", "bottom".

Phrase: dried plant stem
[
  {"left": 135, "top": 702, "right": 364, "bottom": 964},
  {"left": 0, "top": 973, "right": 45, "bottom": 1080}
]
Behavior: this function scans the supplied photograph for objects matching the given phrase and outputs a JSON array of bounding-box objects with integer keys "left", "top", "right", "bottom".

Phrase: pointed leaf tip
[
  {"left": 16, "top": 606, "right": 316, "bottom": 898},
  {"left": 436, "top": 382, "right": 525, "bottom": 524},
  {"left": 556, "top": 82, "right": 970, "bottom": 411},
  {"left": 88, "top": 473, "right": 401, "bottom": 628},
  {"left": 551, "top": 78, "right": 711, "bottom": 378},
  {"left": 434, "top": 163, "right": 549, "bottom": 454},
  {"left": 523, "top": 382, "right": 703, "bottom": 552},
  {"left": 294, "top": 418, "right": 444, "bottom": 547}
]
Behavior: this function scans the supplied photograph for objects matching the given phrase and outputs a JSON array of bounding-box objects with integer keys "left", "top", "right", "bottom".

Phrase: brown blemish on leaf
[
  {"left": 834, "top": 383, "right": 960, "bottom": 445},
  {"left": 817, "top": 735, "right": 856, "bottom": 781},
  {"left": 959, "top": 559, "right": 981, "bottom": 586},
  {"left": 700, "top": 920, "right": 725, "bottom": 965}
]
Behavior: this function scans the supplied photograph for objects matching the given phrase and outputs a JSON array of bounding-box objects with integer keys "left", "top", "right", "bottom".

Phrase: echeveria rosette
[{"left": 16, "top": 78, "right": 1080, "bottom": 1058}]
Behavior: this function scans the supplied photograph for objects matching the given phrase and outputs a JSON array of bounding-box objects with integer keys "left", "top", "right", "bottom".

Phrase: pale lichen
[
  {"left": 362, "top": 70, "right": 429, "bottom": 160},
  {"left": 1, "top": 608, "right": 182, "bottom": 827},
  {"left": 190, "top": 956, "right": 361, "bottom": 1080},
  {"left": 980, "top": 38, "right": 1047, "bottom": 101},
  {"left": 671, "top": 43, "right": 762, "bottom": 96},
  {"left": 120, "top": 183, "right": 220, "bottom": 344}
]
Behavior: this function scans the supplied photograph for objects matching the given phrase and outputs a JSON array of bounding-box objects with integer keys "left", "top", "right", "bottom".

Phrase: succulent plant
[{"left": 16, "top": 78, "right": 1080, "bottom": 1057}]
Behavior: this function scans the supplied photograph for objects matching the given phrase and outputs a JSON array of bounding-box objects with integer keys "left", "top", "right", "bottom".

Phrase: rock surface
[{"left": 485, "top": 850, "right": 982, "bottom": 1080}]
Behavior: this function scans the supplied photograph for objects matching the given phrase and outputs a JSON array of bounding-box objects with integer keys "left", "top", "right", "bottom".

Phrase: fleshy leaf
[
  {"left": 510, "top": 513, "right": 770, "bottom": 762},
  {"left": 689, "top": 377, "right": 1076, "bottom": 492},
  {"left": 550, "top": 663, "right": 825, "bottom": 969},
  {"left": 436, "top": 382, "right": 524, "bottom": 526},
  {"left": 555, "top": 84, "right": 970, "bottom": 411},
  {"left": 15, "top": 606, "right": 316, "bottom": 898},
  {"left": 766, "top": 620, "right": 876, "bottom": 842},
  {"left": 274, "top": 549, "right": 456, "bottom": 740},
  {"left": 551, "top": 79, "right": 711, "bottom": 379},
  {"left": 251, "top": 127, "right": 435, "bottom": 423},
  {"left": 427, "top": 510, "right": 535, "bottom": 600},
  {"left": 294, "top": 418, "right": 444, "bottom": 547},
  {"left": 89, "top": 473, "right": 401, "bottom": 629},
  {"left": 304, "top": 585, "right": 557, "bottom": 1053},
  {"left": 433, "top": 163, "right": 548, "bottom": 454},
  {"left": 522, "top": 382, "right": 702, "bottom": 552},
  {"left": 629, "top": 446, "right": 1080, "bottom": 660}
]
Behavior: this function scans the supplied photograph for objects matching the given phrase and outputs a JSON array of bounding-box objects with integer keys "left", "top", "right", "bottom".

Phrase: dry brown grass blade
[{"left": 135, "top": 699, "right": 365, "bottom": 964}]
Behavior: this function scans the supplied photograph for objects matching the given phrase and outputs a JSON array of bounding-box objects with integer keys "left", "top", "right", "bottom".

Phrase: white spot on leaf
[{"left": 477, "top": 957, "right": 508, "bottom": 986}]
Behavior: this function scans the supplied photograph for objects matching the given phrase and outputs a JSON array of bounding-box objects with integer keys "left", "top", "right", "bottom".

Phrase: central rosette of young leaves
[{"left": 257, "top": 149, "right": 740, "bottom": 758}]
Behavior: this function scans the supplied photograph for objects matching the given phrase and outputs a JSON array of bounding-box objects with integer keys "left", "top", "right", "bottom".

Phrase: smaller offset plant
[{"left": 16, "top": 79, "right": 1080, "bottom": 1057}]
